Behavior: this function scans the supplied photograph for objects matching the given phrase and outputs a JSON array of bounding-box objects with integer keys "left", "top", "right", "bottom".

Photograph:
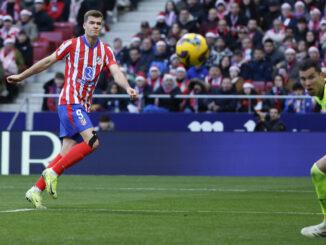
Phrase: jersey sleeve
[
  {"left": 104, "top": 44, "right": 117, "bottom": 69},
  {"left": 56, "top": 39, "right": 73, "bottom": 60}
]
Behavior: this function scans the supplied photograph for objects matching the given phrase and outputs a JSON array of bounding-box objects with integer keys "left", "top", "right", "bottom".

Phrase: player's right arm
[{"left": 7, "top": 52, "right": 58, "bottom": 83}]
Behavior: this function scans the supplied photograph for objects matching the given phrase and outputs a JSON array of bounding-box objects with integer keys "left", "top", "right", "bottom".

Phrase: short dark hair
[
  {"left": 264, "top": 38, "right": 274, "bottom": 45},
  {"left": 84, "top": 10, "right": 103, "bottom": 23},
  {"left": 99, "top": 114, "right": 110, "bottom": 122},
  {"left": 129, "top": 47, "right": 140, "bottom": 53},
  {"left": 292, "top": 82, "right": 304, "bottom": 91},
  {"left": 299, "top": 58, "right": 321, "bottom": 73},
  {"left": 269, "top": 107, "right": 280, "bottom": 114},
  {"left": 55, "top": 72, "right": 64, "bottom": 80}
]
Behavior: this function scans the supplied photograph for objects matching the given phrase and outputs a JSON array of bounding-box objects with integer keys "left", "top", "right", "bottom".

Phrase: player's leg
[
  {"left": 301, "top": 156, "right": 326, "bottom": 237},
  {"left": 25, "top": 138, "right": 77, "bottom": 208},
  {"left": 42, "top": 104, "right": 97, "bottom": 198}
]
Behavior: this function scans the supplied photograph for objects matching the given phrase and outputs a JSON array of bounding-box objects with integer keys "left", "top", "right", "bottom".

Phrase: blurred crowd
[
  {"left": 0, "top": 0, "right": 139, "bottom": 103},
  {"left": 85, "top": 0, "right": 326, "bottom": 114}
]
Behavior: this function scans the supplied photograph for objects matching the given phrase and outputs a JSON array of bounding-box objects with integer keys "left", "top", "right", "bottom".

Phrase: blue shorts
[{"left": 58, "top": 104, "right": 94, "bottom": 143}]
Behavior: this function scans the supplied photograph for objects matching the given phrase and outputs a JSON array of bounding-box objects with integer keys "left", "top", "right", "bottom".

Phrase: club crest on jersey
[
  {"left": 84, "top": 66, "right": 94, "bottom": 80},
  {"left": 96, "top": 56, "right": 103, "bottom": 65},
  {"left": 80, "top": 118, "right": 87, "bottom": 126}
]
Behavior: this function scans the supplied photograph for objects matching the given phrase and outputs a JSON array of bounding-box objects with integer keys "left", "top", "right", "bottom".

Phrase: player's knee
[{"left": 88, "top": 131, "right": 99, "bottom": 150}]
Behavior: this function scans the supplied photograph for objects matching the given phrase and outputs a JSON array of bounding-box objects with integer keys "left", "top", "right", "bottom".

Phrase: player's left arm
[{"left": 109, "top": 64, "right": 138, "bottom": 100}]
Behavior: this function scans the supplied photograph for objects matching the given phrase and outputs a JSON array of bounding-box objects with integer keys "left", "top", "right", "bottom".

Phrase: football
[{"left": 176, "top": 33, "right": 209, "bottom": 67}]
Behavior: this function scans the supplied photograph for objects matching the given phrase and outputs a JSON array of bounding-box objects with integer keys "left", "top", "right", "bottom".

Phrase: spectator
[
  {"left": 284, "top": 82, "right": 313, "bottom": 114},
  {"left": 294, "top": 17, "right": 308, "bottom": 41},
  {"left": 154, "top": 12, "right": 169, "bottom": 36},
  {"left": 42, "top": 72, "right": 64, "bottom": 111},
  {"left": 166, "top": 33, "right": 178, "bottom": 54},
  {"left": 20, "top": 0, "right": 35, "bottom": 11},
  {"left": 183, "top": 78, "right": 208, "bottom": 112},
  {"left": 231, "top": 50, "right": 251, "bottom": 79},
  {"left": 240, "top": 0, "right": 259, "bottom": 22},
  {"left": 169, "top": 22, "right": 181, "bottom": 38},
  {"left": 46, "top": 0, "right": 65, "bottom": 21},
  {"left": 229, "top": 65, "right": 244, "bottom": 94},
  {"left": 150, "top": 28, "right": 162, "bottom": 47},
  {"left": 137, "top": 21, "right": 152, "bottom": 40},
  {"left": 129, "top": 35, "right": 141, "bottom": 49},
  {"left": 153, "top": 73, "right": 182, "bottom": 112},
  {"left": 264, "top": 19, "right": 285, "bottom": 47},
  {"left": 67, "top": 0, "right": 82, "bottom": 25},
  {"left": 263, "top": 38, "right": 284, "bottom": 68},
  {"left": 261, "top": 0, "right": 280, "bottom": 31},
  {"left": 0, "top": 14, "right": 20, "bottom": 40},
  {"left": 166, "top": 53, "right": 180, "bottom": 74},
  {"left": 164, "top": 0, "right": 177, "bottom": 27},
  {"left": 133, "top": 71, "right": 152, "bottom": 111},
  {"left": 216, "top": 19, "right": 234, "bottom": 47},
  {"left": 280, "top": 2, "right": 296, "bottom": 29},
  {"left": 33, "top": 0, "right": 54, "bottom": 32},
  {"left": 225, "top": 2, "right": 248, "bottom": 31},
  {"left": 140, "top": 37, "right": 154, "bottom": 72},
  {"left": 247, "top": 19, "right": 263, "bottom": 48},
  {"left": 296, "top": 40, "right": 308, "bottom": 63},
  {"left": 220, "top": 56, "right": 231, "bottom": 77},
  {"left": 308, "top": 7, "right": 321, "bottom": 32},
  {"left": 232, "top": 25, "right": 249, "bottom": 51},
  {"left": 205, "top": 31, "right": 217, "bottom": 50},
  {"left": 254, "top": 107, "right": 286, "bottom": 131},
  {"left": 175, "top": 64, "right": 188, "bottom": 93},
  {"left": 319, "top": 20, "right": 326, "bottom": 52},
  {"left": 186, "top": 63, "right": 208, "bottom": 80},
  {"left": 148, "top": 40, "right": 169, "bottom": 74},
  {"left": 241, "top": 37, "right": 253, "bottom": 62},
  {"left": 95, "top": 114, "right": 115, "bottom": 132},
  {"left": 176, "top": 8, "right": 198, "bottom": 33},
  {"left": 207, "top": 77, "right": 237, "bottom": 112},
  {"left": 1, "top": 0, "right": 20, "bottom": 23},
  {"left": 16, "top": 8, "right": 38, "bottom": 41},
  {"left": 199, "top": 8, "right": 218, "bottom": 36},
  {"left": 112, "top": 38, "right": 125, "bottom": 64},
  {"left": 276, "top": 46, "right": 300, "bottom": 84},
  {"left": 306, "top": 30, "right": 318, "bottom": 48},
  {"left": 293, "top": 1, "right": 308, "bottom": 21},
  {"left": 186, "top": 0, "right": 205, "bottom": 24},
  {"left": 15, "top": 30, "right": 33, "bottom": 68},
  {"left": 215, "top": 0, "right": 227, "bottom": 20},
  {"left": 204, "top": 64, "right": 223, "bottom": 89},
  {"left": 147, "top": 65, "right": 162, "bottom": 91},
  {"left": 106, "top": 82, "right": 128, "bottom": 112},
  {"left": 249, "top": 47, "right": 272, "bottom": 82},
  {"left": 124, "top": 47, "right": 144, "bottom": 76},
  {"left": 263, "top": 74, "right": 288, "bottom": 112},
  {"left": 238, "top": 80, "right": 261, "bottom": 112},
  {"left": 206, "top": 37, "right": 232, "bottom": 67}
]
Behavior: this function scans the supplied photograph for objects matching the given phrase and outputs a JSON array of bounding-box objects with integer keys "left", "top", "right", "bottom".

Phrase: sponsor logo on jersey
[{"left": 84, "top": 66, "right": 94, "bottom": 80}]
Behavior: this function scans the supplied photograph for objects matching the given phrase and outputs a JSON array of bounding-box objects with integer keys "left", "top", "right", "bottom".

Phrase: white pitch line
[
  {"left": 0, "top": 208, "right": 35, "bottom": 213},
  {"left": 0, "top": 208, "right": 321, "bottom": 216},
  {"left": 0, "top": 186, "right": 315, "bottom": 193}
]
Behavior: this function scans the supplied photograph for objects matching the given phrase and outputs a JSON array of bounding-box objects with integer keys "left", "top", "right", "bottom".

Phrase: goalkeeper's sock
[
  {"left": 35, "top": 153, "right": 62, "bottom": 191},
  {"left": 52, "top": 142, "right": 93, "bottom": 175},
  {"left": 311, "top": 163, "right": 326, "bottom": 215}
]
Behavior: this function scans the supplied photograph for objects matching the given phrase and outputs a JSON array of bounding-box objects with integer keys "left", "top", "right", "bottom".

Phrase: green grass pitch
[{"left": 0, "top": 175, "right": 325, "bottom": 245}]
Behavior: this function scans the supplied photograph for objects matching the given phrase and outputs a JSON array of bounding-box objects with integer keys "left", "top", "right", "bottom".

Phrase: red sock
[
  {"left": 35, "top": 153, "right": 62, "bottom": 191},
  {"left": 52, "top": 142, "right": 93, "bottom": 175}
]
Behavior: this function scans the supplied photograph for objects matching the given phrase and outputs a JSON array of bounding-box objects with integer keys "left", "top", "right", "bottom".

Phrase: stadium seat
[
  {"left": 31, "top": 40, "right": 50, "bottom": 64},
  {"left": 40, "top": 31, "right": 63, "bottom": 52},
  {"left": 253, "top": 81, "right": 265, "bottom": 93},
  {"left": 54, "top": 22, "right": 75, "bottom": 41}
]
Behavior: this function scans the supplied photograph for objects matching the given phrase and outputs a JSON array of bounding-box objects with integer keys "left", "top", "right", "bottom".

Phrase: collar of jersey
[{"left": 82, "top": 35, "right": 99, "bottom": 49}]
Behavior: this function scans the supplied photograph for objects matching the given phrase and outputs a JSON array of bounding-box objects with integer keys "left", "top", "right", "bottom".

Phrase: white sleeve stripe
[
  {"left": 106, "top": 46, "right": 116, "bottom": 62},
  {"left": 57, "top": 40, "right": 72, "bottom": 56}
]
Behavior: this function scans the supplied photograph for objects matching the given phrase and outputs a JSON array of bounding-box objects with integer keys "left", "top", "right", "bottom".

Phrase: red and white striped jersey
[{"left": 56, "top": 36, "right": 117, "bottom": 112}]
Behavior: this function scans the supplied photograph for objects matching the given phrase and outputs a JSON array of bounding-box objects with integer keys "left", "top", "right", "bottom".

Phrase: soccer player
[
  {"left": 7, "top": 10, "right": 138, "bottom": 209},
  {"left": 299, "top": 59, "right": 326, "bottom": 237}
]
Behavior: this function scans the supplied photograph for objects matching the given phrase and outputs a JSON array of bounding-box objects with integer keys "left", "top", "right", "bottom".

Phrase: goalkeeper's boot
[
  {"left": 301, "top": 221, "right": 326, "bottom": 237},
  {"left": 25, "top": 187, "right": 46, "bottom": 209},
  {"left": 42, "top": 169, "right": 58, "bottom": 199}
]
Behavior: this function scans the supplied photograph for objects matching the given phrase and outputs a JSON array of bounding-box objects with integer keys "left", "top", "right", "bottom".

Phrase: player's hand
[
  {"left": 126, "top": 87, "right": 138, "bottom": 100},
  {"left": 7, "top": 74, "right": 23, "bottom": 84}
]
